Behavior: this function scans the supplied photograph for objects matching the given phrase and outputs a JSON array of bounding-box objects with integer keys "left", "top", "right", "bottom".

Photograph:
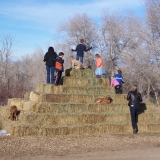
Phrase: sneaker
[{"left": 96, "top": 75, "right": 101, "bottom": 78}]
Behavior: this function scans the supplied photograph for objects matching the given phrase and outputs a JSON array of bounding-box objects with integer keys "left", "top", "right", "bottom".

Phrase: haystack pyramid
[{"left": 0, "top": 69, "right": 160, "bottom": 136}]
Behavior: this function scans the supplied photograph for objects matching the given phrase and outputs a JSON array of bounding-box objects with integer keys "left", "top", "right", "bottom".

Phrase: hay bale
[
  {"left": 22, "top": 101, "right": 37, "bottom": 111},
  {"left": 0, "top": 106, "right": 10, "bottom": 118},
  {"left": 30, "top": 91, "right": 40, "bottom": 102},
  {"left": 35, "top": 83, "right": 45, "bottom": 93},
  {"left": 69, "top": 69, "right": 95, "bottom": 78},
  {"left": 62, "top": 77, "right": 90, "bottom": 86},
  {"left": 62, "top": 86, "right": 86, "bottom": 94},
  {"left": 8, "top": 98, "right": 23, "bottom": 110},
  {"left": 44, "top": 85, "right": 63, "bottom": 94},
  {"left": 23, "top": 92, "right": 30, "bottom": 100}
]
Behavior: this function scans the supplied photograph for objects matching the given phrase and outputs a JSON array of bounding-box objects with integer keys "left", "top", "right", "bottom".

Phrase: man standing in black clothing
[
  {"left": 71, "top": 39, "right": 92, "bottom": 64},
  {"left": 127, "top": 85, "right": 143, "bottom": 134},
  {"left": 43, "top": 47, "right": 57, "bottom": 84}
]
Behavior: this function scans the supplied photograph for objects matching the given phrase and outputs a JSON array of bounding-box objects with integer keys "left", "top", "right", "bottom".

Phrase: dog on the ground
[
  {"left": 95, "top": 96, "right": 111, "bottom": 104},
  {"left": 8, "top": 105, "right": 17, "bottom": 121}
]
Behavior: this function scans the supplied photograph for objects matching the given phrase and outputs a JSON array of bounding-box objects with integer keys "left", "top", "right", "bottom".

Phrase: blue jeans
[
  {"left": 76, "top": 55, "right": 83, "bottom": 64},
  {"left": 46, "top": 66, "right": 55, "bottom": 84}
]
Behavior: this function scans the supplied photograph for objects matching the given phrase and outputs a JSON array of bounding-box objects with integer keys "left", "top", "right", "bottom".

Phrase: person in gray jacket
[{"left": 127, "top": 85, "right": 143, "bottom": 134}]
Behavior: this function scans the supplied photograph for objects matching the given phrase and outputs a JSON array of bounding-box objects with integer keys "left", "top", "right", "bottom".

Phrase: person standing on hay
[
  {"left": 127, "top": 85, "right": 143, "bottom": 134},
  {"left": 110, "top": 76, "right": 120, "bottom": 93},
  {"left": 71, "top": 39, "right": 92, "bottom": 64},
  {"left": 70, "top": 56, "right": 84, "bottom": 69},
  {"left": 114, "top": 69, "right": 124, "bottom": 94},
  {"left": 43, "top": 46, "right": 57, "bottom": 84},
  {"left": 54, "top": 52, "right": 64, "bottom": 86},
  {"left": 95, "top": 54, "right": 106, "bottom": 78}
]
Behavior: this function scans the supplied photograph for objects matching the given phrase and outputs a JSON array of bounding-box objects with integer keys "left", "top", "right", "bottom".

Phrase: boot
[{"left": 133, "top": 129, "right": 137, "bottom": 134}]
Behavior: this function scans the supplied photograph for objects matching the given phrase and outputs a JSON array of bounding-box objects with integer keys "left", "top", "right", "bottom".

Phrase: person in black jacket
[
  {"left": 54, "top": 52, "right": 64, "bottom": 86},
  {"left": 71, "top": 39, "right": 92, "bottom": 64},
  {"left": 127, "top": 85, "right": 143, "bottom": 134},
  {"left": 43, "top": 47, "right": 57, "bottom": 84}
]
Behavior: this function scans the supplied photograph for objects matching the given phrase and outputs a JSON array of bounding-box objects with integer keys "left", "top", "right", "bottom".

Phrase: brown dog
[
  {"left": 8, "top": 105, "right": 17, "bottom": 121},
  {"left": 95, "top": 96, "right": 111, "bottom": 104}
]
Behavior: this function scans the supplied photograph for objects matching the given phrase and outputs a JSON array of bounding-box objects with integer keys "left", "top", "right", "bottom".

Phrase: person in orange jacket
[
  {"left": 54, "top": 52, "right": 64, "bottom": 86},
  {"left": 95, "top": 54, "right": 106, "bottom": 78}
]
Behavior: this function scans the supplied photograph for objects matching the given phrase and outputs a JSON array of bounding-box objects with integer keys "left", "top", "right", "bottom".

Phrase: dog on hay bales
[
  {"left": 8, "top": 105, "right": 18, "bottom": 121},
  {"left": 95, "top": 96, "right": 111, "bottom": 104}
]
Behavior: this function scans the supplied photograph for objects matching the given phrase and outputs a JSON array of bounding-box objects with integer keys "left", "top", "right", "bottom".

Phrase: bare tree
[
  {"left": 100, "top": 12, "right": 129, "bottom": 77},
  {"left": 57, "top": 13, "right": 98, "bottom": 68},
  {"left": 0, "top": 35, "right": 14, "bottom": 104}
]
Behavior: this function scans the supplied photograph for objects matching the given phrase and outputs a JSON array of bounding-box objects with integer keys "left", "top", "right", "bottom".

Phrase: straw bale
[
  {"left": 0, "top": 118, "right": 18, "bottom": 134},
  {"left": 87, "top": 103, "right": 129, "bottom": 113},
  {"left": 40, "top": 94, "right": 70, "bottom": 103},
  {"left": 69, "top": 95, "right": 94, "bottom": 103},
  {"left": 63, "top": 77, "right": 90, "bottom": 86},
  {"left": 3, "top": 120, "right": 160, "bottom": 137},
  {"left": 80, "top": 114, "right": 105, "bottom": 124},
  {"left": 44, "top": 85, "right": 63, "bottom": 94},
  {"left": 146, "top": 124, "right": 160, "bottom": 132},
  {"left": 0, "top": 106, "right": 10, "bottom": 118},
  {"left": 33, "top": 102, "right": 87, "bottom": 114},
  {"left": 35, "top": 83, "right": 45, "bottom": 93},
  {"left": 12, "top": 124, "right": 40, "bottom": 136},
  {"left": 104, "top": 113, "right": 130, "bottom": 123},
  {"left": 138, "top": 112, "right": 160, "bottom": 122},
  {"left": 62, "top": 86, "right": 86, "bottom": 94},
  {"left": 96, "top": 78, "right": 110, "bottom": 87},
  {"left": 36, "top": 83, "right": 64, "bottom": 94},
  {"left": 23, "top": 92, "right": 30, "bottom": 100},
  {"left": 43, "top": 84, "right": 54, "bottom": 93},
  {"left": 7, "top": 98, "right": 23, "bottom": 110},
  {"left": 15, "top": 111, "right": 141, "bottom": 127},
  {"left": 39, "top": 94, "right": 95, "bottom": 103},
  {"left": 87, "top": 87, "right": 114, "bottom": 95},
  {"left": 22, "top": 101, "right": 37, "bottom": 111},
  {"left": 69, "top": 69, "right": 94, "bottom": 78},
  {"left": 20, "top": 112, "right": 107, "bottom": 126},
  {"left": 29, "top": 91, "right": 40, "bottom": 102}
]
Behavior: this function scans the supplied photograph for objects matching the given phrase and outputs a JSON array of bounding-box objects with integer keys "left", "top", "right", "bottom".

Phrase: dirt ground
[{"left": 0, "top": 133, "right": 160, "bottom": 160}]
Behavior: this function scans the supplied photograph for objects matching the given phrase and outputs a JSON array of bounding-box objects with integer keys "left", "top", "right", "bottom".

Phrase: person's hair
[
  {"left": 58, "top": 52, "right": 64, "bottom": 56},
  {"left": 117, "top": 69, "right": 122, "bottom": 74},
  {"left": 80, "top": 39, "right": 84, "bottom": 43},
  {"left": 95, "top": 54, "right": 101, "bottom": 58},
  {"left": 70, "top": 56, "right": 74, "bottom": 59},
  {"left": 130, "top": 85, "right": 137, "bottom": 92},
  {"left": 48, "top": 46, "right": 54, "bottom": 52}
]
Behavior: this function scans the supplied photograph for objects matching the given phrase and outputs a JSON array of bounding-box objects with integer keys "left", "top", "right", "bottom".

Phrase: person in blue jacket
[
  {"left": 114, "top": 69, "right": 124, "bottom": 94},
  {"left": 71, "top": 39, "right": 92, "bottom": 64}
]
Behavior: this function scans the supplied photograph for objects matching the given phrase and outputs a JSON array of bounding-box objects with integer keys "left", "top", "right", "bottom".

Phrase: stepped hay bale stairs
[{"left": 0, "top": 69, "right": 160, "bottom": 136}]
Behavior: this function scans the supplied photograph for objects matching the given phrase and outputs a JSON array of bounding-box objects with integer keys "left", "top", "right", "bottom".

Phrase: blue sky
[{"left": 0, "top": 0, "right": 145, "bottom": 60}]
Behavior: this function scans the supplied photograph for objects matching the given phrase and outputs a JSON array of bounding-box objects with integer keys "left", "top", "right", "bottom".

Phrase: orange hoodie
[{"left": 96, "top": 57, "right": 104, "bottom": 68}]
